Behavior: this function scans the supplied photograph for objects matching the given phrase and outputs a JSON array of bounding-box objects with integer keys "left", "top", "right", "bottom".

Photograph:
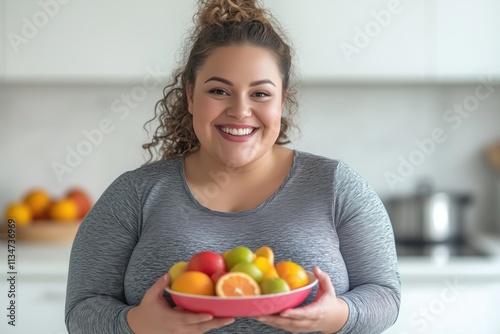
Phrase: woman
[{"left": 65, "top": 0, "right": 401, "bottom": 333}]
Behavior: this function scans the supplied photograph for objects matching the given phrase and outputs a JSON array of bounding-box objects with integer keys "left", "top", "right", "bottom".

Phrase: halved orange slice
[{"left": 215, "top": 272, "right": 261, "bottom": 297}]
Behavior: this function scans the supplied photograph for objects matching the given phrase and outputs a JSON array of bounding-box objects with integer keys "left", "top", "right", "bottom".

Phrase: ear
[{"left": 186, "top": 82, "right": 194, "bottom": 115}]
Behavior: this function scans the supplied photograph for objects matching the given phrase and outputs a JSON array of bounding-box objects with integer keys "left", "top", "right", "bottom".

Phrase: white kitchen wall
[{"left": 0, "top": 82, "right": 499, "bottom": 232}]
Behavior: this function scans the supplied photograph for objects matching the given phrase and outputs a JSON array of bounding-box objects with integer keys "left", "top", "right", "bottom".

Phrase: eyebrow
[{"left": 204, "top": 76, "right": 276, "bottom": 87}]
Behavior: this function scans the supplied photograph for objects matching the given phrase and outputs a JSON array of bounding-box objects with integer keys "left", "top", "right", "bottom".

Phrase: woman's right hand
[{"left": 127, "top": 273, "right": 235, "bottom": 334}]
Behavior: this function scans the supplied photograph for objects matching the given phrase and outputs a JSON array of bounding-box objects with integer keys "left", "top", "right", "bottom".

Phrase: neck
[{"left": 193, "top": 146, "right": 282, "bottom": 180}]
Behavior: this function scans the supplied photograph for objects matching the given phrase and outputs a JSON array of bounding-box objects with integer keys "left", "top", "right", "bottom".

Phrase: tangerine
[
  {"left": 275, "top": 261, "right": 309, "bottom": 290},
  {"left": 4, "top": 202, "right": 33, "bottom": 226},
  {"left": 215, "top": 272, "right": 261, "bottom": 297},
  {"left": 23, "top": 189, "right": 51, "bottom": 220},
  {"left": 48, "top": 199, "right": 79, "bottom": 222},
  {"left": 171, "top": 271, "right": 214, "bottom": 296}
]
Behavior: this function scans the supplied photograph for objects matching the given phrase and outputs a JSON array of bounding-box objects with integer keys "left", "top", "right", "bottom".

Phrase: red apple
[
  {"left": 66, "top": 188, "right": 92, "bottom": 219},
  {"left": 187, "top": 251, "right": 226, "bottom": 277},
  {"left": 210, "top": 269, "right": 227, "bottom": 285}
]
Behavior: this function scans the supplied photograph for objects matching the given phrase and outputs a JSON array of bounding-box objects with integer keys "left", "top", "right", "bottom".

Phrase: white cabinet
[
  {"left": 386, "top": 276, "right": 500, "bottom": 333},
  {"left": 265, "top": 0, "right": 431, "bottom": 82},
  {"left": 435, "top": 0, "right": 500, "bottom": 80},
  {"left": 3, "top": 0, "right": 193, "bottom": 82},
  {"left": 0, "top": 276, "right": 69, "bottom": 334}
]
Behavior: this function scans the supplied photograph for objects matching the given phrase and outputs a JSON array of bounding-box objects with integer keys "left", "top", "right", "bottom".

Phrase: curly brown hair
[{"left": 142, "top": 0, "right": 299, "bottom": 163}]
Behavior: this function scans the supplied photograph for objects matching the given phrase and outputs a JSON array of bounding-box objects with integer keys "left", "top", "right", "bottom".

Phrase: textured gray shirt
[{"left": 65, "top": 150, "right": 401, "bottom": 334}]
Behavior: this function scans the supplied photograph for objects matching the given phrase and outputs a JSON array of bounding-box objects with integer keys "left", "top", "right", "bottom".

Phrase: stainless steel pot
[{"left": 385, "top": 192, "right": 472, "bottom": 243}]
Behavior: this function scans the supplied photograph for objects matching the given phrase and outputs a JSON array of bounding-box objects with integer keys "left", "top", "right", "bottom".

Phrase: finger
[
  {"left": 255, "top": 315, "right": 314, "bottom": 332},
  {"left": 191, "top": 317, "right": 235, "bottom": 332},
  {"left": 281, "top": 306, "right": 319, "bottom": 320},
  {"left": 171, "top": 307, "right": 214, "bottom": 324},
  {"left": 313, "top": 266, "right": 335, "bottom": 296},
  {"left": 147, "top": 273, "right": 170, "bottom": 298}
]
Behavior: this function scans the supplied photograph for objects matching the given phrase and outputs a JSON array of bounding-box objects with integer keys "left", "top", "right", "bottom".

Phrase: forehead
[{"left": 197, "top": 45, "right": 282, "bottom": 86}]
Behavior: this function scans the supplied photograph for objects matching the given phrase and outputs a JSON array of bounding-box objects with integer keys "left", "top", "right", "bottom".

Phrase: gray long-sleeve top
[{"left": 65, "top": 150, "right": 401, "bottom": 333}]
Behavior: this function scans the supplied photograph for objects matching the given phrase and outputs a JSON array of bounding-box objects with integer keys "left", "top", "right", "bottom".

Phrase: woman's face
[{"left": 187, "top": 44, "right": 284, "bottom": 168}]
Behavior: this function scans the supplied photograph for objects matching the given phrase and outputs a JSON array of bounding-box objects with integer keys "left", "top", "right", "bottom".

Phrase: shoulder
[
  {"left": 294, "top": 150, "right": 354, "bottom": 177},
  {"left": 293, "top": 150, "right": 369, "bottom": 191},
  {"left": 124, "top": 157, "right": 183, "bottom": 183}
]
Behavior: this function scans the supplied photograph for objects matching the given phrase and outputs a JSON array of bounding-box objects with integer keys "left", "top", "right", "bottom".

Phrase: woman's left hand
[{"left": 253, "top": 266, "right": 348, "bottom": 334}]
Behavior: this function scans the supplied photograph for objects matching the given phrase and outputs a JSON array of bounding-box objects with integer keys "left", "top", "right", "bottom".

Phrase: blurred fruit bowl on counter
[{"left": 1, "top": 188, "right": 92, "bottom": 243}]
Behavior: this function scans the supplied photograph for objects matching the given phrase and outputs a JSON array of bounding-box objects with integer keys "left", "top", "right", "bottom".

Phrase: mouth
[{"left": 217, "top": 126, "right": 257, "bottom": 136}]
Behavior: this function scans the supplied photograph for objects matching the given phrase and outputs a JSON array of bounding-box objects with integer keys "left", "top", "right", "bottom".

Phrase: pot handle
[{"left": 458, "top": 194, "right": 473, "bottom": 206}]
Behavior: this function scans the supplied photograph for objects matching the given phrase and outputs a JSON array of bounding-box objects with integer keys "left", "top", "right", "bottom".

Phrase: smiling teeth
[{"left": 220, "top": 127, "right": 254, "bottom": 136}]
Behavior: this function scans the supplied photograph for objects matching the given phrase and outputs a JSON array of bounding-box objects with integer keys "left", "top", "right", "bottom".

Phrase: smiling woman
[{"left": 64, "top": 1, "right": 401, "bottom": 333}]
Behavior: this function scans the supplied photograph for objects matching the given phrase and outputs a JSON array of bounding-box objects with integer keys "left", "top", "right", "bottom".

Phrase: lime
[
  {"left": 230, "top": 262, "right": 263, "bottom": 283},
  {"left": 260, "top": 277, "right": 291, "bottom": 294},
  {"left": 224, "top": 246, "right": 253, "bottom": 269}
]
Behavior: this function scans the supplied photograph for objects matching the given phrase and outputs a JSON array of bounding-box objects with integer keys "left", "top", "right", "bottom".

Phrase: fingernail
[{"left": 317, "top": 267, "right": 322, "bottom": 273}]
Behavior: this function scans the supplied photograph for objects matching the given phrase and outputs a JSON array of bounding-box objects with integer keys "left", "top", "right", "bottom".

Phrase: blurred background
[{"left": 1, "top": 1, "right": 500, "bottom": 333}]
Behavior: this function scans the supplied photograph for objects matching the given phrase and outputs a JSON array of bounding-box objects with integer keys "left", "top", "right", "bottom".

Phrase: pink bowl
[{"left": 165, "top": 271, "right": 318, "bottom": 317}]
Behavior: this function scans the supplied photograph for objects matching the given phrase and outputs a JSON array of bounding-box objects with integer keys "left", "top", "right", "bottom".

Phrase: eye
[
  {"left": 209, "top": 89, "right": 229, "bottom": 96},
  {"left": 252, "top": 91, "right": 271, "bottom": 98}
]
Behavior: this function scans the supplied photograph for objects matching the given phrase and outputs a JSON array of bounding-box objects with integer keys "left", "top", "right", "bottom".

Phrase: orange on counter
[
  {"left": 4, "top": 202, "right": 33, "bottom": 226},
  {"left": 23, "top": 189, "right": 51, "bottom": 220},
  {"left": 48, "top": 199, "right": 79, "bottom": 222}
]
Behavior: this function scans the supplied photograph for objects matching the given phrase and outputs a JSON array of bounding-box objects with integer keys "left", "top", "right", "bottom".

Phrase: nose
[{"left": 226, "top": 95, "right": 252, "bottom": 119}]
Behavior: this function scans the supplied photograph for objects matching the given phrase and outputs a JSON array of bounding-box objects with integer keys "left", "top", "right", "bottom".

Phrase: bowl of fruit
[{"left": 165, "top": 246, "right": 318, "bottom": 317}]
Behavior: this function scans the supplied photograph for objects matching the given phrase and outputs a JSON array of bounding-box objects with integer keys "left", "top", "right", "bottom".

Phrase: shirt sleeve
[
  {"left": 333, "top": 161, "right": 401, "bottom": 334},
  {"left": 65, "top": 171, "right": 140, "bottom": 334}
]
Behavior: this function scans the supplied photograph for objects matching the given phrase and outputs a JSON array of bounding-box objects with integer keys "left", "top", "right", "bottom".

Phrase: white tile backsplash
[{"left": 1, "top": 82, "right": 499, "bottom": 232}]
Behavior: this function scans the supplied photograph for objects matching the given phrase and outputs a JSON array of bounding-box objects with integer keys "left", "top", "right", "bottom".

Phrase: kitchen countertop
[{"left": 1, "top": 233, "right": 500, "bottom": 279}]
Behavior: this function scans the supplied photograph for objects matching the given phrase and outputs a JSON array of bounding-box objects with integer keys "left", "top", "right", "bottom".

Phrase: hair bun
[{"left": 197, "top": 0, "right": 269, "bottom": 28}]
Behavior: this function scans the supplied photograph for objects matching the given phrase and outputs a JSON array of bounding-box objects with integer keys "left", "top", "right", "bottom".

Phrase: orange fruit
[
  {"left": 254, "top": 246, "right": 274, "bottom": 265},
  {"left": 275, "top": 261, "right": 309, "bottom": 290},
  {"left": 171, "top": 271, "right": 214, "bottom": 296},
  {"left": 4, "top": 202, "right": 33, "bottom": 226},
  {"left": 262, "top": 266, "right": 279, "bottom": 281},
  {"left": 48, "top": 199, "right": 79, "bottom": 222},
  {"left": 215, "top": 272, "right": 261, "bottom": 297},
  {"left": 23, "top": 189, "right": 51, "bottom": 220}
]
